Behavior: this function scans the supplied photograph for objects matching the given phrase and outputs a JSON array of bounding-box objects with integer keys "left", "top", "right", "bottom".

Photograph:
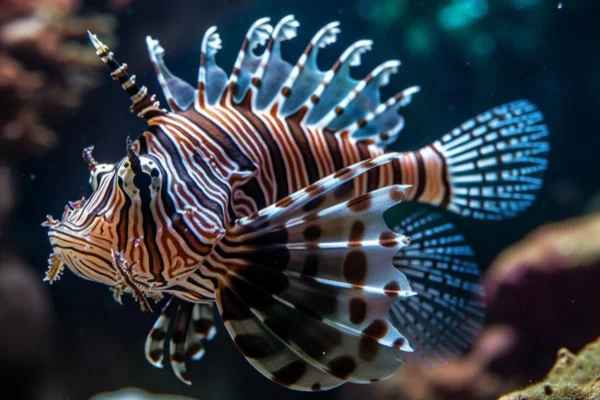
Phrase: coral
[
  {"left": 499, "top": 337, "right": 600, "bottom": 400},
  {"left": 0, "top": 0, "right": 116, "bottom": 160}
]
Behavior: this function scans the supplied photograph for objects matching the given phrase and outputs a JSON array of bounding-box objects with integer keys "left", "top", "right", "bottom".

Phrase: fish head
[{"left": 44, "top": 139, "right": 224, "bottom": 308}]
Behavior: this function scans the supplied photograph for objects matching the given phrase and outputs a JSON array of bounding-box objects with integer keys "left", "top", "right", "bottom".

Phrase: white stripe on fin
[
  {"left": 227, "top": 17, "right": 273, "bottom": 104},
  {"left": 348, "top": 85, "right": 421, "bottom": 145},
  {"left": 251, "top": 15, "right": 300, "bottom": 110}
]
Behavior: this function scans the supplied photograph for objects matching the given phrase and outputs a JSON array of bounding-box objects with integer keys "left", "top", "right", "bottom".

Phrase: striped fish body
[{"left": 44, "top": 16, "right": 550, "bottom": 391}]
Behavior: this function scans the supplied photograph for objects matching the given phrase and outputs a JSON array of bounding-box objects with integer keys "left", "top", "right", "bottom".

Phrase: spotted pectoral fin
[
  {"left": 145, "top": 298, "right": 217, "bottom": 385},
  {"left": 210, "top": 154, "right": 417, "bottom": 391},
  {"left": 390, "top": 210, "right": 485, "bottom": 363},
  {"left": 216, "top": 287, "right": 347, "bottom": 391}
]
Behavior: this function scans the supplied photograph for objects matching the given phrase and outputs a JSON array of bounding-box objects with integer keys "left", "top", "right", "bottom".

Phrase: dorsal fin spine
[
  {"left": 271, "top": 21, "right": 341, "bottom": 114},
  {"left": 146, "top": 36, "right": 177, "bottom": 111},
  {"left": 251, "top": 15, "right": 298, "bottom": 107},
  {"left": 317, "top": 59, "right": 401, "bottom": 129},
  {"left": 224, "top": 17, "right": 272, "bottom": 104},
  {"left": 89, "top": 31, "right": 164, "bottom": 120},
  {"left": 197, "top": 26, "right": 220, "bottom": 109},
  {"left": 298, "top": 39, "right": 373, "bottom": 121},
  {"left": 346, "top": 85, "right": 421, "bottom": 143}
]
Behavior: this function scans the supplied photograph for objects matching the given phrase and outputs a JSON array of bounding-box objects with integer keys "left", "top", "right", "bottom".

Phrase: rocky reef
[{"left": 500, "top": 337, "right": 600, "bottom": 400}]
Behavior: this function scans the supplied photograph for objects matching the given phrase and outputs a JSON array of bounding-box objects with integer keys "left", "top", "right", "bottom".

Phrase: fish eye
[
  {"left": 118, "top": 157, "right": 161, "bottom": 198},
  {"left": 89, "top": 164, "right": 116, "bottom": 191}
]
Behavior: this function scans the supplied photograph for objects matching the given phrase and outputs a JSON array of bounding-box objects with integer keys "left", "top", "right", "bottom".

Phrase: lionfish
[{"left": 43, "top": 15, "right": 549, "bottom": 391}]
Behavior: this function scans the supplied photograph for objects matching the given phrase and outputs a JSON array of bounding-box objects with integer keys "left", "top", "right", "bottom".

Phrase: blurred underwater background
[{"left": 0, "top": 0, "right": 599, "bottom": 399}]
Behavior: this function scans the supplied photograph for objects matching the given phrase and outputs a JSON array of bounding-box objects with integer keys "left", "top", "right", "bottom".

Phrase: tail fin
[
  {"left": 390, "top": 210, "right": 485, "bottom": 363},
  {"left": 434, "top": 99, "right": 549, "bottom": 220}
]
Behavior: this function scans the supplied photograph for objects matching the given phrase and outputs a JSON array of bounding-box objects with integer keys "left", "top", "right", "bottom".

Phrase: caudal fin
[{"left": 434, "top": 99, "right": 549, "bottom": 220}]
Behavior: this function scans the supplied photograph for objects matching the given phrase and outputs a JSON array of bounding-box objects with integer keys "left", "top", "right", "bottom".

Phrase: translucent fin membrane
[
  {"left": 198, "top": 26, "right": 228, "bottom": 107},
  {"left": 276, "top": 21, "right": 341, "bottom": 115},
  {"left": 140, "top": 16, "right": 419, "bottom": 147},
  {"left": 139, "top": 16, "right": 420, "bottom": 147},
  {"left": 231, "top": 18, "right": 274, "bottom": 104},
  {"left": 391, "top": 210, "right": 485, "bottom": 362},
  {"left": 146, "top": 36, "right": 195, "bottom": 111},
  {"left": 303, "top": 39, "right": 374, "bottom": 124},
  {"left": 252, "top": 15, "right": 299, "bottom": 110}
]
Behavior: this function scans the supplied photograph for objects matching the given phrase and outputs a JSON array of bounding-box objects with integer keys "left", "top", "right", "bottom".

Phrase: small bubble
[
  {"left": 30, "top": 174, "right": 36, "bottom": 180},
  {"left": 557, "top": 2, "right": 563, "bottom": 8}
]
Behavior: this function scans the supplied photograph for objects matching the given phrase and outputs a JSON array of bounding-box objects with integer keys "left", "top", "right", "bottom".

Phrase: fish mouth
[
  {"left": 45, "top": 227, "right": 75, "bottom": 285},
  {"left": 43, "top": 194, "right": 99, "bottom": 270},
  {"left": 47, "top": 228, "right": 157, "bottom": 311},
  {"left": 44, "top": 214, "right": 157, "bottom": 311},
  {"left": 44, "top": 212, "right": 117, "bottom": 287}
]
